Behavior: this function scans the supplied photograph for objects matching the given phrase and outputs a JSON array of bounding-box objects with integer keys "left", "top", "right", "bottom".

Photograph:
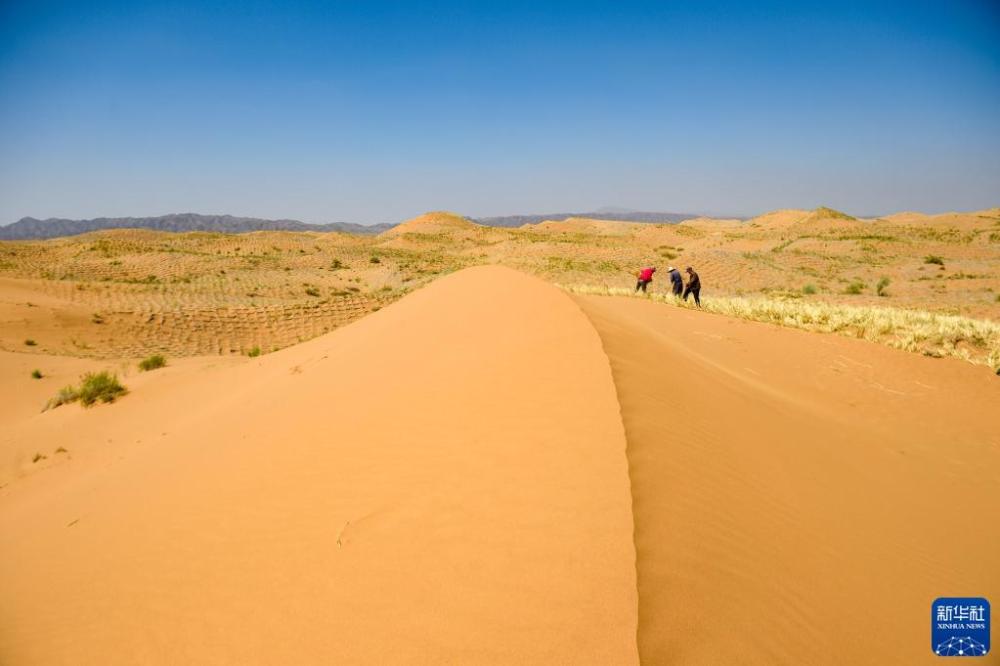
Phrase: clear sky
[{"left": 1, "top": 1, "right": 998, "bottom": 225}]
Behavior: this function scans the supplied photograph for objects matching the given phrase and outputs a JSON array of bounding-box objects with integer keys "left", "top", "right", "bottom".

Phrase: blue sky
[{"left": 0, "top": 1, "right": 998, "bottom": 224}]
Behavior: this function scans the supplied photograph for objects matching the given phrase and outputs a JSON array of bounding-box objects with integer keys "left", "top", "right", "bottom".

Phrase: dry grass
[
  {"left": 138, "top": 354, "right": 167, "bottom": 372},
  {"left": 45, "top": 371, "right": 128, "bottom": 410},
  {"left": 561, "top": 284, "right": 1000, "bottom": 368}
]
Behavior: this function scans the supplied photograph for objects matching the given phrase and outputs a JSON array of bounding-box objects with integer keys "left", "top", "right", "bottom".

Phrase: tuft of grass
[
  {"left": 844, "top": 281, "right": 866, "bottom": 295},
  {"left": 247, "top": 346, "right": 262, "bottom": 358},
  {"left": 560, "top": 283, "right": 1000, "bottom": 368},
  {"left": 24, "top": 339, "right": 37, "bottom": 346},
  {"left": 876, "top": 277, "right": 891, "bottom": 297},
  {"left": 31, "top": 369, "right": 43, "bottom": 379},
  {"left": 77, "top": 372, "right": 127, "bottom": 406},
  {"left": 802, "top": 284, "right": 817, "bottom": 295},
  {"left": 45, "top": 371, "right": 127, "bottom": 410},
  {"left": 369, "top": 256, "right": 381, "bottom": 264},
  {"left": 138, "top": 354, "right": 167, "bottom": 372},
  {"left": 924, "top": 255, "right": 945, "bottom": 265},
  {"left": 304, "top": 286, "right": 321, "bottom": 297}
]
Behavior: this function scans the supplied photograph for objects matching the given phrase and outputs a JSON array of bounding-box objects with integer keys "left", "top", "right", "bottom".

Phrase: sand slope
[
  {"left": 576, "top": 294, "right": 999, "bottom": 665},
  {"left": 3, "top": 266, "right": 998, "bottom": 664},
  {"left": 0, "top": 266, "right": 638, "bottom": 665}
]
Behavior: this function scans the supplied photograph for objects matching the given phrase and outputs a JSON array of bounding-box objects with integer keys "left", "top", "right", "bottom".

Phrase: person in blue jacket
[{"left": 667, "top": 266, "right": 683, "bottom": 296}]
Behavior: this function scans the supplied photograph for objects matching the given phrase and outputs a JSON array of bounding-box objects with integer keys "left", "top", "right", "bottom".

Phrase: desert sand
[
  {"left": 1, "top": 264, "right": 998, "bottom": 664},
  {"left": 577, "top": 293, "right": 999, "bottom": 665},
  {"left": 0, "top": 266, "right": 638, "bottom": 665}
]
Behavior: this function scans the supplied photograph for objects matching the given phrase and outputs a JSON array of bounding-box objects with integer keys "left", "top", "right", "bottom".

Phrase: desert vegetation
[
  {"left": 562, "top": 283, "right": 1000, "bottom": 368},
  {"left": 1, "top": 207, "right": 998, "bottom": 361},
  {"left": 45, "top": 371, "right": 128, "bottom": 410},
  {"left": 138, "top": 354, "right": 167, "bottom": 372}
]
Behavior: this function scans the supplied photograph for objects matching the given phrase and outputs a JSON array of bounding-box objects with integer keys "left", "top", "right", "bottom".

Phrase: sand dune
[
  {"left": 0, "top": 266, "right": 637, "bottom": 665},
  {"left": 523, "top": 217, "right": 642, "bottom": 235},
  {"left": 381, "top": 211, "right": 482, "bottom": 237},
  {"left": 576, "top": 294, "right": 999, "bottom": 665},
  {"left": 2, "top": 265, "right": 997, "bottom": 664}
]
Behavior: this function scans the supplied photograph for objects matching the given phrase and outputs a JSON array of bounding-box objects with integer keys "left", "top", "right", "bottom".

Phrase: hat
[{"left": 667, "top": 266, "right": 675, "bottom": 272}]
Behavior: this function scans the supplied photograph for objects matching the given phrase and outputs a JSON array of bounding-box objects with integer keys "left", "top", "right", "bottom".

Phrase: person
[
  {"left": 667, "top": 266, "right": 683, "bottom": 296},
  {"left": 683, "top": 266, "right": 701, "bottom": 306},
  {"left": 635, "top": 266, "right": 656, "bottom": 292}
]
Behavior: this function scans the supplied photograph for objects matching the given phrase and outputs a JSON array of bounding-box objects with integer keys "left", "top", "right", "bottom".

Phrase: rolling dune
[
  {"left": 0, "top": 266, "right": 637, "bottom": 665},
  {"left": 576, "top": 294, "right": 999, "bottom": 665},
  {"left": 1, "top": 266, "right": 997, "bottom": 664}
]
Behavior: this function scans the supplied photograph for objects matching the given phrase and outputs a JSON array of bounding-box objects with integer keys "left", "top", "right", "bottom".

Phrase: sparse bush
[
  {"left": 876, "top": 277, "right": 890, "bottom": 297},
  {"left": 330, "top": 259, "right": 345, "bottom": 270},
  {"left": 48, "top": 385, "right": 78, "bottom": 409},
  {"left": 33, "top": 453, "right": 46, "bottom": 463},
  {"left": 24, "top": 339, "right": 37, "bottom": 346},
  {"left": 248, "top": 346, "right": 262, "bottom": 358},
  {"left": 31, "top": 369, "right": 42, "bottom": 379},
  {"left": 305, "top": 286, "right": 321, "bottom": 297},
  {"left": 46, "top": 371, "right": 127, "bottom": 410},
  {"left": 844, "top": 281, "right": 865, "bottom": 295},
  {"left": 369, "top": 256, "right": 381, "bottom": 264},
  {"left": 802, "top": 284, "right": 817, "bottom": 295},
  {"left": 138, "top": 354, "right": 167, "bottom": 372},
  {"left": 77, "top": 372, "right": 127, "bottom": 406},
  {"left": 924, "top": 255, "right": 945, "bottom": 265}
]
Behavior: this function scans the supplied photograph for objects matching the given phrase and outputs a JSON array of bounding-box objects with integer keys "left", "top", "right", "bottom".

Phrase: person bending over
[
  {"left": 668, "top": 266, "right": 683, "bottom": 296},
  {"left": 683, "top": 266, "right": 701, "bottom": 306},
  {"left": 635, "top": 266, "right": 656, "bottom": 293}
]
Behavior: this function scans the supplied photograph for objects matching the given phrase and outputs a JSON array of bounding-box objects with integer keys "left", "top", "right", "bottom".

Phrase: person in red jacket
[{"left": 635, "top": 266, "right": 656, "bottom": 292}]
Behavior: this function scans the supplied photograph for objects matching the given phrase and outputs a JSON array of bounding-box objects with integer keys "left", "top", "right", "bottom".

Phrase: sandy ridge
[
  {"left": 0, "top": 266, "right": 639, "bottom": 665},
  {"left": 575, "top": 293, "right": 999, "bottom": 665}
]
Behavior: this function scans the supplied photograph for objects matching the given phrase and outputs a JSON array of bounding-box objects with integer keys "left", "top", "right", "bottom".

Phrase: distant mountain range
[
  {"left": 0, "top": 214, "right": 395, "bottom": 240},
  {"left": 472, "top": 211, "right": 698, "bottom": 227},
  {"left": 0, "top": 209, "right": 710, "bottom": 241}
]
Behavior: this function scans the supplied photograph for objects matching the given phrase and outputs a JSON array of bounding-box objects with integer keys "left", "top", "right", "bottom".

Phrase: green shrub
[
  {"left": 876, "top": 277, "right": 891, "bottom": 297},
  {"left": 77, "top": 372, "right": 127, "bottom": 406},
  {"left": 47, "top": 371, "right": 127, "bottom": 410},
  {"left": 924, "top": 255, "right": 944, "bottom": 265},
  {"left": 802, "top": 284, "right": 817, "bottom": 295},
  {"left": 31, "top": 369, "right": 42, "bottom": 379},
  {"left": 844, "top": 281, "right": 865, "bottom": 295},
  {"left": 248, "top": 346, "right": 262, "bottom": 358},
  {"left": 330, "top": 258, "right": 345, "bottom": 270},
  {"left": 138, "top": 354, "right": 167, "bottom": 372},
  {"left": 369, "top": 256, "right": 381, "bottom": 264}
]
